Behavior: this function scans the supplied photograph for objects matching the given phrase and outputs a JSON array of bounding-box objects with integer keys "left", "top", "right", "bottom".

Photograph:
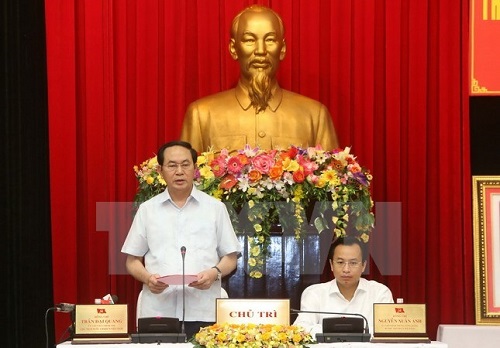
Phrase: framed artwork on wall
[{"left": 472, "top": 176, "right": 500, "bottom": 324}]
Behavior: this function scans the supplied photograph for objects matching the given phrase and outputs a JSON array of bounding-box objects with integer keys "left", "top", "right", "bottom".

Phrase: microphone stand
[
  {"left": 130, "top": 258, "right": 188, "bottom": 345},
  {"left": 291, "top": 308, "right": 371, "bottom": 343},
  {"left": 181, "top": 246, "right": 186, "bottom": 342}
]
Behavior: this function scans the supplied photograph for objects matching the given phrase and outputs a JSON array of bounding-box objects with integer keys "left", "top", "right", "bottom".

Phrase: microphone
[
  {"left": 291, "top": 308, "right": 369, "bottom": 333},
  {"left": 55, "top": 303, "right": 75, "bottom": 313},
  {"left": 180, "top": 246, "right": 186, "bottom": 341},
  {"left": 291, "top": 308, "right": 371, "bottom": 343}
]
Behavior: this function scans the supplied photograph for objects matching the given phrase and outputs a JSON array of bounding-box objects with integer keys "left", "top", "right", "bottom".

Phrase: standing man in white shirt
[
  {"left": 121, "top": 141, "right": 242, "bottom": 338},
  {"left": 293, "top": 236, "right": 393, "bottom": 336}
]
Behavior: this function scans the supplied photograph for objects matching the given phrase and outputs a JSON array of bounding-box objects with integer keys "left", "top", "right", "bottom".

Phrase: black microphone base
[
  {"left": 130, "top": 333, "right": 187, "bottom": 343},
  {"left": 316, "top": 332, "right": 371, "bottom": 343}
]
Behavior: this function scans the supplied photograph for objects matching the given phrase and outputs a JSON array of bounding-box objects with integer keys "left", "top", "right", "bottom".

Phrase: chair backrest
[{"left": 136, "top": 290, "right": 143, "bottom": 329}]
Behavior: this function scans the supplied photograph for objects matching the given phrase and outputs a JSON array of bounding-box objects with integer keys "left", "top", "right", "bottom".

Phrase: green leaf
[{"left": 314, "top": 216, "right": 329, "bottom": 233}]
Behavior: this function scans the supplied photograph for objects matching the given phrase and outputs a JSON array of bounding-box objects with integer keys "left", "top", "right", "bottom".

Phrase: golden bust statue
[{"left": 180, "top": 5, "right": 338, "bottom": 152}]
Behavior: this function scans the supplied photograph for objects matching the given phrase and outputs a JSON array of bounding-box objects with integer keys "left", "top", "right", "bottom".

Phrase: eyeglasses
[
  {"left": 163, "top": 162, "right": 193, "bottom": 171},
  {"left": 332, "top": 260, "right": 363, "bottom": 268}
]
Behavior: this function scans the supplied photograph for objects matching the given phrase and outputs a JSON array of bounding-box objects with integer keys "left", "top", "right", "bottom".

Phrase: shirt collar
[
  {"left": 160, "top": 185, "right": 200, "bottom": 204},
  {"left": 235, "top": 80, "right": 283, "bottom": 112},
  {"left": 330, "top": 278, "right": 368, "bottom": 296}
]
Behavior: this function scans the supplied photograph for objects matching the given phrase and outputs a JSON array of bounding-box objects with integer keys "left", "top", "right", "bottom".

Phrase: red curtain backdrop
[{"left": 45, "top": 0, "right": 473, "bottom": 339}]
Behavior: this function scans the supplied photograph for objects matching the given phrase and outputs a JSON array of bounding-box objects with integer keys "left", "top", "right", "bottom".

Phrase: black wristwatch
[{"left": 212, "top": 266, "right": 222, "bottom": 281}]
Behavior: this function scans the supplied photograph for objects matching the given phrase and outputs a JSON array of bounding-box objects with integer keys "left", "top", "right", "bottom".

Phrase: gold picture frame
[{"left": 473, "top": 176, "right": 500, "bottom": 324}]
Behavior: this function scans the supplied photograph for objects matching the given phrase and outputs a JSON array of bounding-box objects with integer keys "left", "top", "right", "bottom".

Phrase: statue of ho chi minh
[{"left": 180, "top": 5, "right": 338, "bottom": 152}]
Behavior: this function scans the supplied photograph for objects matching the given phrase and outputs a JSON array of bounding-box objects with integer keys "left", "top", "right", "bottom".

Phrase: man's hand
[
  {"left": 126, "top": 255, "right": 169, "bottom": 294},
  {"left": 188, "top": 268, "right": 218, "bottom": 290},
  {"left": 148, "top": 274, "right": 169, "bottom": 294}
]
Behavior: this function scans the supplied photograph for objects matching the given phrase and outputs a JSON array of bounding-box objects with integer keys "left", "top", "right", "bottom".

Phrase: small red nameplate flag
[{"left": 470, "top": 0, "right": 500, "bottom": 95}]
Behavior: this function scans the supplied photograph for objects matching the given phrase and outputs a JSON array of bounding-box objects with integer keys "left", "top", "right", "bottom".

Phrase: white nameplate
[{"left": 216, "top": 298, "right": 290, "bottom": 325}]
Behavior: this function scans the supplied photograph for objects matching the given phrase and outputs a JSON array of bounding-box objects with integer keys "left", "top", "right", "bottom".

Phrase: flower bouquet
[
  {"left": 192, "top": 323, "right": 315, "bottom": 348},
  {"left": 133, "top": 156, "right": 166, "bottom": 204},
  {"left": 133, "top": 145, "right": 374, "bottom": 278}
]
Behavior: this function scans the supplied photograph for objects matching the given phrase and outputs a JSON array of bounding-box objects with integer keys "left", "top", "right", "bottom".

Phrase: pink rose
[{"left": 251, "top": 154, "right": 275, "bottom": 174}]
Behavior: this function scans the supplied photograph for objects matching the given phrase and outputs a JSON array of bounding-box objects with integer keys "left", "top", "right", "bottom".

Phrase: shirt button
[{"left": 258, "top": 131, "right": 266, "bottom": 138}]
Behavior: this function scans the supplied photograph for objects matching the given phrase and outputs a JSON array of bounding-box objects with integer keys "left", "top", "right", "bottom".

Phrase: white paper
[{"left": 157, "top": 274, "right": 198, "bottom": 285}]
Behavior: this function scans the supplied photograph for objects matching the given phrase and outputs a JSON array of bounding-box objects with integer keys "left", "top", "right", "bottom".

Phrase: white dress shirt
[
  {"left": 293, "top": 278, "right": 394, "bottom": 336},
  {"left": 121, "top": 186, "right": 242, "bottom": 322}
]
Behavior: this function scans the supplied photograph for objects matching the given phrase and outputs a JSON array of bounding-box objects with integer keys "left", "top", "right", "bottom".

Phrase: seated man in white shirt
[{"left": 293, "top": 236, "right": 393, "bottom": 336}]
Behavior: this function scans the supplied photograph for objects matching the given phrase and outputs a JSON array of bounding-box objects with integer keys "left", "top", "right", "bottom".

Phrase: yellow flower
[
  {"left": 277, "top": 332, "right": 288, "bottom": 342},
  {"left": 147, "top": 157, "right": 158, "bottom": 168},
  {"left": 248, "top": 200, "right": 255, "bottom": 208},
  {"left": 146, "top": 176, "right": 155, "bottom": 185},
  {"left": 261, "top": 331, "right": 272, "bottom": 340},
  {"left": 282, "top": 157, "right": 300, "bottom": 172},
  {"left": 315, "top": 177, "right": 327, "bottom": 188},
  {"left": 254, "top": 224, "right": 262, "bottom": 232},
  {"left": 292, "top": 185, "right": 304, "bottom": 202},
  {"left": 250, "top": 246, "right": 261, "bottom": 256},
  {"left": 211, "top": 189, "right": 223, "bottom": 200},
  {"left": 250, "top": 271, "right": 263, "bottom": 278},
  {"left": 248, "top": 258, "right": 256, "bottom": 267},
  {"left": 198, "top": 166, "right": 214, "bottom": 179},
  {"left": 158, "top": 176, "right": 166, "bottom": 186},
  {"left": 360, "top": 233, "right": 370, "bottom": 243},
  {"left": 196, "top": 155, "right": 208, "bottom": 166},
  {"left": 320, "top": 168, "right": 340, "bottom": 186},
  {"left": 292, "top": 333, "right": 303, "bottom": 343}
]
